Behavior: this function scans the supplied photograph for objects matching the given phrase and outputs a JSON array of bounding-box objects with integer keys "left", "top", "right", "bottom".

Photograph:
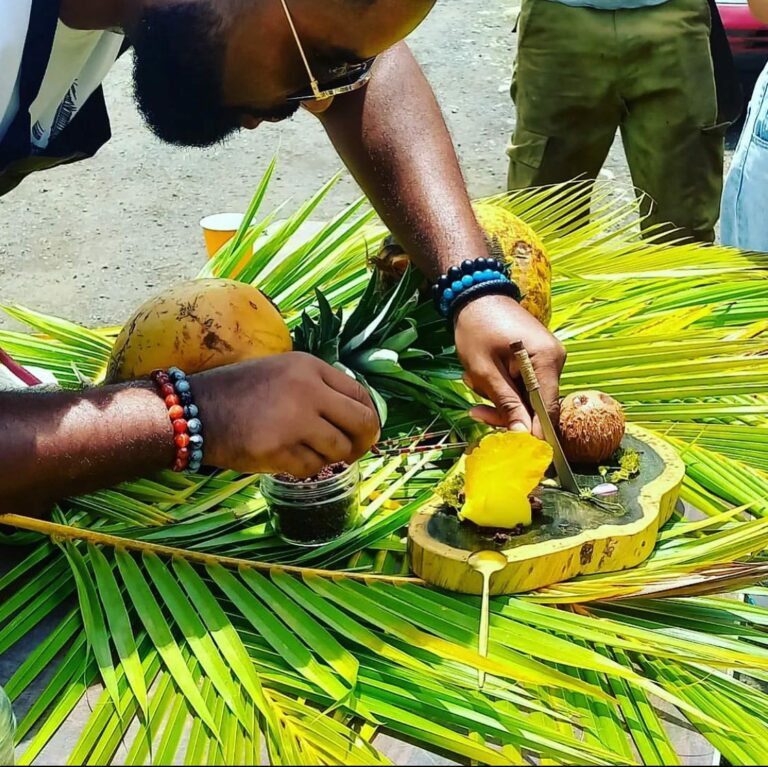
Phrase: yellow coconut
[
  {"left": 106, "top": 279, "right": 292, "bottom": 382},
  {"left": 370, "top": 202, "right": 552, "bottom": 326},
  {"left": 559, "top": 390, "right": 626, "bottom": 465},
  {"left": 472, "top": 202, "right": 551, "bottom": 327}
]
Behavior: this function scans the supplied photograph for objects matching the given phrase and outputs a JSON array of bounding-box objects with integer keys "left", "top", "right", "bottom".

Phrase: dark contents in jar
[
  {"left": 271, "top": 463, "right": 357, "bottom": 544},
  {"left": 275, "top": 462, "right": 349, "bottom": 484}
]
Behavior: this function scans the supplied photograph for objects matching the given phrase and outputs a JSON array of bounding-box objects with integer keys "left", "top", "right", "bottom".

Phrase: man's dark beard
[
  {"left": 130, "top": 4, "right": 298, "bottom": 147},
  {"left": 130, "top": 4, "right": 238, "bottom": 147}
]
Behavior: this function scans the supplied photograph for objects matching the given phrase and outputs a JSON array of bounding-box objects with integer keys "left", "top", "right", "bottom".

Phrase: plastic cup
[{"left": 200, "top": 213, "right": 246, "bottom": 259}]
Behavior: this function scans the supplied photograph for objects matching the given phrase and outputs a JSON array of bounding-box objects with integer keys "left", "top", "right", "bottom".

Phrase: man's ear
[{"left": 302, "top": 97, "right": 336, "bottom": 115}]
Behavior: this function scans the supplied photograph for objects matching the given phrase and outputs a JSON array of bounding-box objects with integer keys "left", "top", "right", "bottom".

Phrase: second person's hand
[{"left": 192, "top": 353, "right": 380, "bottom": 478}]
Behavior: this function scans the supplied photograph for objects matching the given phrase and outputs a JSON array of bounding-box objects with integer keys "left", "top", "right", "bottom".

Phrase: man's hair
[{"left": 131, "top": 2, "right": 241, "bottom": 147}]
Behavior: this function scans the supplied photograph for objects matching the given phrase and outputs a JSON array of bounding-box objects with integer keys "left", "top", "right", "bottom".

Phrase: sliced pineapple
[{"left": 460, "top": 432, "right": 553, "bottom": 529}]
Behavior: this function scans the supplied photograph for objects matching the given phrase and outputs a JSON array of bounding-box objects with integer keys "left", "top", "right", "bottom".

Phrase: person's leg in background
[
  {"left": 721, "top": 62, "right": 768, "bottom": 252},
  {"left": 618, "top": 0, "right": 724, "bottom": 243},
  {"left": 507, "top": 0, "right": 622, "bottom": 192}
]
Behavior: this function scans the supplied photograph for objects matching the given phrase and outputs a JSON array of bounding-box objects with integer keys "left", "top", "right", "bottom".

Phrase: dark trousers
[{"left": 508, "top": 0, "right": 726, "bottom": 243}]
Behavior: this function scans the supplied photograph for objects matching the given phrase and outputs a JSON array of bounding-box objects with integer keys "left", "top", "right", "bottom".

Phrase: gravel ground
[{"left": 0, "top": 0, "right": 653, "bottom": 331}]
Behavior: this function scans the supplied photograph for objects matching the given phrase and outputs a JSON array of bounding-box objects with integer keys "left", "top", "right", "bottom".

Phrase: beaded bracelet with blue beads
[
  {"left": 431, "top": 257, "right": 521, "bottom": 321},
  {"left": 151, "top": 367, "right": 205, "bottom": 473}
]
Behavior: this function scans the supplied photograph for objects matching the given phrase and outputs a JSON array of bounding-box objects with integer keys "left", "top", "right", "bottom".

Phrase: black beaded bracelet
[
  {"left": 431, "top": 257, "right": 521, "bottom": 319},
  {"left": 447, "top": 280, "right": 522, "bottom": 323}
]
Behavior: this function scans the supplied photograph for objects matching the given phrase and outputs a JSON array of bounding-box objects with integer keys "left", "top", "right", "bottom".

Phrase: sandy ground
[{"left": 0, "top": 0, "right": 648, "bottom": 331}]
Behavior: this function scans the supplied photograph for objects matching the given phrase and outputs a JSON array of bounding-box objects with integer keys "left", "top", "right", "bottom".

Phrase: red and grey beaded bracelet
[{"left": 151, "top": 367, "right": 204, "bottom": 473}]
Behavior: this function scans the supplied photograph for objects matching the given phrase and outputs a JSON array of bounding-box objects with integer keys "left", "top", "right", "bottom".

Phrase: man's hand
[
  {"left": 454, "top": 295, "right": 566, "bottom": 437},
  {"left": 194, "top": 353, "right": 380, "bottom": 478}
]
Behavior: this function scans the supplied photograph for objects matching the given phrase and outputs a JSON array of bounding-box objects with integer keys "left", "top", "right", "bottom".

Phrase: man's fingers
[
  {"left": 321, "top": 361, "right": 374, "bottom": 408},
  {"left": 531, "top": 361, "right": 563, "bottom": 440},
  {"left": 530, "top": 414, "right": 545, "bottom": 441},
  {"left": 473, "top": 366, "right": 532, "bottom": 432},
  {"left": 318, "top": 387, "right": 380, "bottom": 454},
  {"left": 468, "top": 404, "right": 503, "bottom": 427},
  {"left": 468, "top": 404, "right": 525, "bottom": 430},
  {"left": 540, "top": 371, "right": 563, "bottom": 426},
  {"left": 285, "top": 445, "right": 327, "bottom": 479},
  {"left": 305, "top": 419, "right": 355, "bottom": 465}
]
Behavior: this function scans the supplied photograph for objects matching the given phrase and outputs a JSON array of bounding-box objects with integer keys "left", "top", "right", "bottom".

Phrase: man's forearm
[
  {"left": 318, "top": 42, "right": 489, "bottom": 280},
  {"left": 0, "top": 384, "right": 174, "bottom": 514}
]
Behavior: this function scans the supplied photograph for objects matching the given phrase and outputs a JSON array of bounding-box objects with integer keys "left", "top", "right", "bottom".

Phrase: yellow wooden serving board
[{"left": 408, "top": 424, "right": 684, "bottom": 595}]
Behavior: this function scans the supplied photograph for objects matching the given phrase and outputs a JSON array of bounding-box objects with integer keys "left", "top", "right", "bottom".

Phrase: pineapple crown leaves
[
  {"left": 293, "top": 266, "right": 423, "bottom": 364},
  {"left": 292, "top": 289, "right": 342, "bottom": 365},
  {"left": 292, "top": 266, "right": 472, "bottom": 426},
  {"left": 339, "top": 265, "right": 423, "bottom": 354}
]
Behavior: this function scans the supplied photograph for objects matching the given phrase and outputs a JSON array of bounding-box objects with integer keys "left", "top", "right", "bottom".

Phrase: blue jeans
[{"left": 721, "top": 63, "right": 768, "bottom": 251}]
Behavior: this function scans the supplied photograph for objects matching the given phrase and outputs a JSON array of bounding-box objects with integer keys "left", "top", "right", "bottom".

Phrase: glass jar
[
  {"left": 262, "top": 463, "right": 361, "bottom": 547},
  {"left": 0, "top": 685, "right": 15, "bottom": 766}
]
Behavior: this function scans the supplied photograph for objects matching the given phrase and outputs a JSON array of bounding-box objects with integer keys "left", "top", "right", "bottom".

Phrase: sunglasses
[{"left": 279, "top": 0, "right": 376, "bottom": 102}]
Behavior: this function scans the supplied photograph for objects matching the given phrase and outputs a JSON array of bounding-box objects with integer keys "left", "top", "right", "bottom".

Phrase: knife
[{"left": 510, "top": 342, "right": 581, "bottom": 495}]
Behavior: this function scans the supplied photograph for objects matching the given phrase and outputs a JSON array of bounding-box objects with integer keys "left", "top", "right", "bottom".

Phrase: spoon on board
[{"left": 467, "top": 550, "right": 508, "bottom": 689}]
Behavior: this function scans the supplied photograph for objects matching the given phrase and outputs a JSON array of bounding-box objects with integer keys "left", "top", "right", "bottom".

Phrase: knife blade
[{"left": 510, "top": 342, "right": 581, "bottom": 495}]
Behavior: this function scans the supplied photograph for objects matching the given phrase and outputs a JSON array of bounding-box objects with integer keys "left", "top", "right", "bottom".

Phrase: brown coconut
[{"left": 559, "top": 390, "right": 625, "bottom": 465}]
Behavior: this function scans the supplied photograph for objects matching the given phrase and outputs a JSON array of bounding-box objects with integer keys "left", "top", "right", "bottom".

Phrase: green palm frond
[{"left": 2, "top": 163, "right": 768, "bottom": 764}]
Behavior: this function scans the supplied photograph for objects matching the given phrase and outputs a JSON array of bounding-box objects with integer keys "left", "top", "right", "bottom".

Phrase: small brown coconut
[{"left": 559, "top": 390, "right": 625, "bottom": 465}]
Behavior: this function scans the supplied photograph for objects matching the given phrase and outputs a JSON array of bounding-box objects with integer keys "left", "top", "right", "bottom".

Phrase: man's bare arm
[
  {"left": 0, "top": 354, "right": 380, "bottom": 517},
  {"left": 316, "top": 43, "right": 566, "bottom": 435},
  {"left": 0, "top": 384, "right": 173, "bottom": 515},
  {"left": 316, "top": 42, "right": 489, "bottom": 280}
]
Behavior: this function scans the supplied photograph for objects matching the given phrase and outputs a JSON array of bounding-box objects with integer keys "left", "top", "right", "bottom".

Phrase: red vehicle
[{"left": 717, "top": 0, "right": 768, "bottom": 72}]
